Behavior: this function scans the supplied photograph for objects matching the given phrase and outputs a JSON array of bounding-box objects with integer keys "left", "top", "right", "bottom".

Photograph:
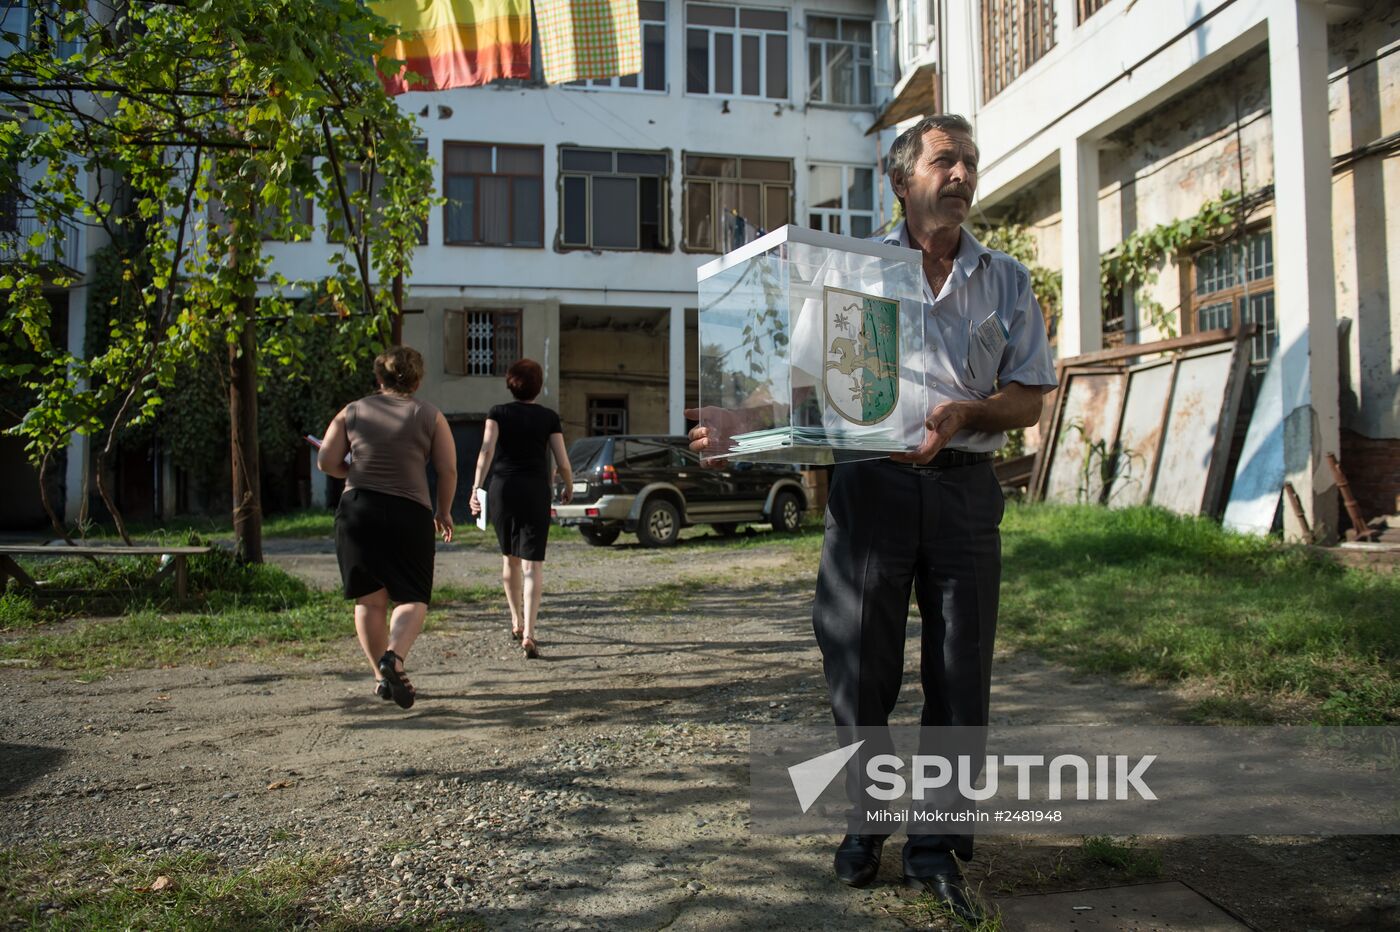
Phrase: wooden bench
[{"left": 0, "top": 545, "right": 213, "bottom": 602}]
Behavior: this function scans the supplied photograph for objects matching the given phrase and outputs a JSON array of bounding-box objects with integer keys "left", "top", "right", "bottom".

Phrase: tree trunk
[
  {"left": 391, "top": 270, "right": 404, "bottom": 345},
  {"left": 229, "top": 303, "right": 262, "bottom": 563}
]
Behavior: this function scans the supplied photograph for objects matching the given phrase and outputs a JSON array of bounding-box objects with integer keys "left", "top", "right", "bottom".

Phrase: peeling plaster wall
[{"left": 980, "top": 6, "right": 1398, "bottom": 445}]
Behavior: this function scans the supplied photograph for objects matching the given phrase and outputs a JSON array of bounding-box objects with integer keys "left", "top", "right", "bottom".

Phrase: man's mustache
[{"left": 940, "top": 185, "right": 973, "bottom": 200}]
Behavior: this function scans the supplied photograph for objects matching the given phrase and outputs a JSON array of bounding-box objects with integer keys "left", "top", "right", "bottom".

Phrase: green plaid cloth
[{"left": 535, "top": 0, "right": 642, "bottom": 85}]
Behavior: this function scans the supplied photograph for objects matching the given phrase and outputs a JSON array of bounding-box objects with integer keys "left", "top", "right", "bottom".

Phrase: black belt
[{"left": 900, "top": 449, "right": 994, "bottom": 470}]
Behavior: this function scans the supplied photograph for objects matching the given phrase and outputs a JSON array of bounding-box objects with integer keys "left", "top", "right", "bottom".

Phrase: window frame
[
  {"left": 1183, "top": 225, "right": 1277, "bottom": 365},
  {"left": 565, "top": 0, "right": 668, "bottom": 94},
  {"left": 684, "top": 3, "right": 790, "bottom": 101},
  {"left": 681, "top": 152, "right": 794, "bottom": 254},
  {"left": 442, "top": 141, "right": 545, "bottom": 249},
  {"left": 558, "top": 146, "right": 671, "bottom": 252},
  {"left": 587, "top": 396, "right": 629, "bottom": 436},
  {"left": 443, "top": 308, "right": 523, "bottom": 377},
  {"left": 325, "top": 140, "right": 430, "bottom": 246},
  {"left": 805, "top": 162, "right": 877, "bottom": 239},
  {"left": 806, "top": 15, "right": 874, "bottom": 107}
]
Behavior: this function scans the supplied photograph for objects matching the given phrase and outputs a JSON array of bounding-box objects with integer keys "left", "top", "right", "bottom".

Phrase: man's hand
[
  {"left": 890, "top": 401, "right": 972, "bottom": 465},
  {"left": 684, "top": 406, "right": 743, "bottom": 463},
  {"left": 558, "top": 484, "right": 574, "bottom": 505},
  {"left": 434, "top": 512, "right": 454, "bottom": 544}
]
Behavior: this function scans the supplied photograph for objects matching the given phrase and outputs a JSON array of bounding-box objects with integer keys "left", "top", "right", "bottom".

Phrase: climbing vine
[{"left": 1099, "top": 191, "right": 1239, "bottom": 338}]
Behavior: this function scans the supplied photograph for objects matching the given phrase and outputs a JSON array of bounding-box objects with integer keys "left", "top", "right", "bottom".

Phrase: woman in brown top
[{"left": 318, "top": 345, "right": 456, "bottom": 709}]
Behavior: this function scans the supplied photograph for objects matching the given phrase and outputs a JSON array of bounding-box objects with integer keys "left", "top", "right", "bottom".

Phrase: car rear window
[
  {"left": 617, "top": 439, "right": 673, "bottom": 468},
  {"left": 568, "top": 438, "right": 610, "bottom": 473}
]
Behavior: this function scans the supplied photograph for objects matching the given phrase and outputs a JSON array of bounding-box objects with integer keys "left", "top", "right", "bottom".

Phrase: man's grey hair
[{"left": 885, "top": 114, "right": 976, "bottom": 210}]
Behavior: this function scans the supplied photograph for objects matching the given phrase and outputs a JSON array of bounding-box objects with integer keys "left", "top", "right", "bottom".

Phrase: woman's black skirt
[
  {"left": 335, "top": 487, "right": 435, "bottom": 603},
  {"left": 489, "top": 473, "right": 551, "bottom": 562}
]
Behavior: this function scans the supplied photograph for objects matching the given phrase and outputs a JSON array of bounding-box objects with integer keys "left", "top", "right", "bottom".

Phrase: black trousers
[{"left": 812, "top": 457, "right": 1003, "bottom": 874}]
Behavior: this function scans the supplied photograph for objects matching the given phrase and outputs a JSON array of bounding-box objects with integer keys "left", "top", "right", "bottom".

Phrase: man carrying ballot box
[{"left": 690, "top": 114, "right": 1055, "bottom": 922}]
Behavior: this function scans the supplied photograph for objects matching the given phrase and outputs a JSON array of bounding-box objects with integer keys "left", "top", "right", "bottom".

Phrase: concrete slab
[{"left": 994, "top": 881, "right": 1250, "bottom": 931}]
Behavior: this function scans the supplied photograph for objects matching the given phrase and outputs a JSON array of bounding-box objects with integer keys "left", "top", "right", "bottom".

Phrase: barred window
[
  {"left": 1189, "top": 227, "right": 1276, "bottom": 365},
  {"left": 444, "top": 309, "right": 521, "bottom": 376}
]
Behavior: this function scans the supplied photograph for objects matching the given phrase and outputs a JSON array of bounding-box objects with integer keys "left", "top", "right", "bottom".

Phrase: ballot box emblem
[{"left": 823, "top": 286, "right": 900, "bottom": 425}]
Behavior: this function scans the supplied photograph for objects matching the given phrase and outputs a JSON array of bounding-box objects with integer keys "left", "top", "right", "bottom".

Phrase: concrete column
[
  {"left": 1058, "top": 136, "right": 1102, "bottom": 357},
  {"left": 668, "top": 305, "right": 686, "bottom": 435},
  {"left": 63, "top": 285, "right": 89, "bottom": 523},
  {"left": 1053, "top": 0, "right": 1078, "bottom": 48},
  {"left": 1269, "top": 0, "right": 1339, "bottom": 542}
]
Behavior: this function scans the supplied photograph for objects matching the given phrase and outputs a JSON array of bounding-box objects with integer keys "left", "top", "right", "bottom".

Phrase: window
[
  {"left": 259, "top": 161, "right": 315, "bottom": 242},
  {"left": 682, "top": 154, "right": 792, "bottom": 253},
  {"left": 981, "top": 0, "right": 1055, "bottom": 101},
  {"left": 806, "top": 164, "right": 876, "bottom": 238},
  {"left": 1189, "top": 227, "right": 1277, "bottom": 364},
  {"left": 443, "top": 143, "right": 543, "bottom": 247},
  {"left": 807, "top": 16, "right": 872, "bottom": 106},
  {"left": 443, "top": 309, "right": 522, "bottom": 376},
  {"left": 5, "top": 2, "right": 83, "bottom": 58},
  {"left": 1077, "top": 0, "right": 1114, "bottom": 23},
  {"left": 618, "top": 438, "right": 671, "bottom": 467},
  {"left": 327, "top": 141, "right": 429, "bottom": 245},
  {"left": 0, "top": 159, "right": 18, "bottom": 234},
  {"left": 559, "top": 148, "right": 669, "bottom": 251},
  {"left": 685, "top": 4, "right": 789, "bottom": 100},
  {"left": 568, "top": 1, "right": 667, "bottom": 92},
  {"left": 588, "top": 398, "right": 628, "bottom": 436}
]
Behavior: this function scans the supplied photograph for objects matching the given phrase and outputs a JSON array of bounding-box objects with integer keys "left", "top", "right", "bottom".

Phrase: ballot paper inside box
[{"left": 696, "top": 225, "right": 928, "bottom": 465}]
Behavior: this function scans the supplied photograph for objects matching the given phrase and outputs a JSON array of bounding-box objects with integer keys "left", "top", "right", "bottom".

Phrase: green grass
[
  {"left": 64, "top": 508, "right": 337, "bottom": 542},
  {"left": 0, "top": 561, "right": 497, "bottom": 673},
  {"left": 622, "top": 582, "right": 690, "bottom": 615},
  {"left": 0, "top": 595, "right": 345, "bottom": 673},
  {"left": 996, "top": 504, "right": 1400, "bottom": 725},
  {"left": 0, "top": 842, "right": 487, "bottom": 930},
  {"left": 0, "top": 843, "right": 340, "bottom": 930},
  {"left": 433, "top": 583, "right": 497, "bottom": 605},
  {"left": 1080, "top": 835, "right": 1163, "bottom": 881},
  {"left": 0, "top": 545, "right": 319, "bottom": 629}
]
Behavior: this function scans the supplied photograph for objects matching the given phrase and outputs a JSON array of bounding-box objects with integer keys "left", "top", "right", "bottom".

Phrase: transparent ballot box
[{"left": 696, "top": 225, "right": 927, "bottom": 465}]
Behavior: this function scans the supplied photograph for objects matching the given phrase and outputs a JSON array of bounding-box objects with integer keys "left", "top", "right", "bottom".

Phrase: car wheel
[
  {"left": 772, "top": 490, "right": 802, "bottom": 533},
  {"left": 711, "top": 522, "right": 740, "bottom": 537},
  {"left": 637, "top": 498, "right": 681, "bottom": 547},
  {"left": 580, "top": 526, "right": 621, "bottom": 547}
]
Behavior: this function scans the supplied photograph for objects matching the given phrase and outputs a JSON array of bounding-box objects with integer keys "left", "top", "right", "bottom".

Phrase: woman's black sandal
[
  {"left": 377, "top": 650, "right": 416, "bottom": 709},
  {"left": 375, "top": 679, "right": 393, "bottom": 701}
]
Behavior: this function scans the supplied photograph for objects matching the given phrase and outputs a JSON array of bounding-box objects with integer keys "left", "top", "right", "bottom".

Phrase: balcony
[{"left": 0, "top": 212, "right": 83, "bottom": 276}]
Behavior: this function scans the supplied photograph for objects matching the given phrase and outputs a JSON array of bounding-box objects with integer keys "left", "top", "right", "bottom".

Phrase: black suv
[{"left": 552, "top": 435, "right": 808, "bottom": 547}]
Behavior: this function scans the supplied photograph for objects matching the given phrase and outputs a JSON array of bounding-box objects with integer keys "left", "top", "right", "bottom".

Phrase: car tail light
[
  {"left": 586, "top": 507, "right": 600, "bottom": 517},
  {"left": 550, "top": 508, "right": 557, "bottom": 517},
  {"left": 600, "top": 464, "right": 619, "bottom": 484}
]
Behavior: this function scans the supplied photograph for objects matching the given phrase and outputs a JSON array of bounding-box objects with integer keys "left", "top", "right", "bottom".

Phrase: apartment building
[{"left": 257, "top": 0, "right": 902, "bottom": 511}]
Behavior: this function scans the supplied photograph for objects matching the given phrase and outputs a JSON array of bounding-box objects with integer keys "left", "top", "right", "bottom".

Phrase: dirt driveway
[{"left": 2, "top": 529, "right": 1396, "bottom": 930}]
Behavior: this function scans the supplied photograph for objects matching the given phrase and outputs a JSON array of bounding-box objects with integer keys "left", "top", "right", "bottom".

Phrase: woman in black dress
[{"left": 469, "top": 359, "right": 573, "bottom": 658}]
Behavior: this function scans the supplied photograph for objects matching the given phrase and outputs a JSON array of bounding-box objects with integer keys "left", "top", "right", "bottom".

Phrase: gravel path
[{"left": 3, "top": 530, "right": 1395, "bottom": 929}]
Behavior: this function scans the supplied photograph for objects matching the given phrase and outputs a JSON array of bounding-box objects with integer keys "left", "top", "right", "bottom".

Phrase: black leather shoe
[
  {"left": 905, "top": 870, "right": 982, "bottom": 925},
  {"left": 834, "top": 833, "right": 887, "bottom": 887}
]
